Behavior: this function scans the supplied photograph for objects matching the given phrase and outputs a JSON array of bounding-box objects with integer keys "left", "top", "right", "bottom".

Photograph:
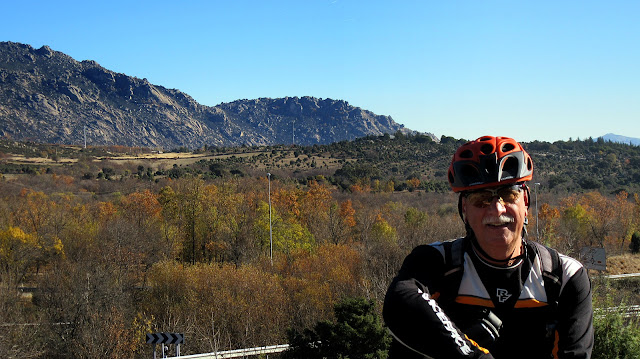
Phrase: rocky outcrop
[{"left": 0, "top": 41, "right": 414, "bottom": 149}]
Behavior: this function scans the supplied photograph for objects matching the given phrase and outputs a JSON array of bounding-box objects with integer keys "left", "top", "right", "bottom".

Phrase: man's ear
[
  {"left": 523, "top": 190, "right": 530, "bottom": 219},
  {"left": 461, "top": 196, "right": 468, "bottom": 223}
]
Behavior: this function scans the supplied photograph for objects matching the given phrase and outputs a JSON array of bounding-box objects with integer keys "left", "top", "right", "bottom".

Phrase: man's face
[{"left": 461, "top": 184, "right": 528, "bottom": 255}]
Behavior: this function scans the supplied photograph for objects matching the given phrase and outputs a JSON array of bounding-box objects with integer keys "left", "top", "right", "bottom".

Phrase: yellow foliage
[
  {"left": 255, "top": 201, "right": 315, "bottom": 253},
  {"left": 384, "top": 180, "right": 395, "bottom": 193},
  {"left": 546, "top": 191, "right": 637, "bottom": 250},
  {"left": 371, "top": 213, "right": 397, "bottom": 244},
  {"left": 0, "top": 226, "right": 42, "bottom": 285}
]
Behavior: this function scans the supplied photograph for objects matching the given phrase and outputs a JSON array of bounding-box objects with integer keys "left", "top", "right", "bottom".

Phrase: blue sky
[{"left": 2, "top": 0, "right": 639, "bottom": 143}]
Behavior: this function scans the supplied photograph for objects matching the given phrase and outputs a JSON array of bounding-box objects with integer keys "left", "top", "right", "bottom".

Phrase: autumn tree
[
  {"left": 143, "top": 261, "right": 288, "bottom": 353},
  {"left": 0, "top": 227, "right": 46, "bottom": 287},
  {"left": 254, "top": 200, "right": 314, "bottom": 254},
  {"left": 158, "top": 179, "right": 207, "bottom": 264},
  {"left": 326, "top": 200, "right": 357, "bottom": 245},
  {"left": 553, "top": 192, "right": 636, "bottom": 255}
]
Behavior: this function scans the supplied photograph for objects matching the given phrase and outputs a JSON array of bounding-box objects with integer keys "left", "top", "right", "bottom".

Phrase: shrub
[
  {"left": 592, "top": 279, "right": 640, "bottom": 359},
  {"left": 593, "top": 308, "right": 640, "bottom": 358},
  {"left": 283, "top": 297, "right": 390, "bottom": 359},
  {"left": 630, "top": 231, "right": 640, "bottom": 254}
]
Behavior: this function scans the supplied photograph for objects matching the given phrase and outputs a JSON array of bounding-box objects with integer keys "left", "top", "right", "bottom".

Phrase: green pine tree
[{"left": 284, "top": 297, "right": 391, "bottom": 359}]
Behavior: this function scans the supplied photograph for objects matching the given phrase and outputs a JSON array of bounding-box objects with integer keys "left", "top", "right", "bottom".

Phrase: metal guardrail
[
  {"left": 176, "top": 344, "right": 289, "bottom": 359},
  {"left": 595, "top": 305, "right": 640, "bottom": 318},
  {"left": 598, "top": 273, "right": 640, "bottom": 318},
  {"left": 604, "top": 273, "right": 640, "bottom": 279}
]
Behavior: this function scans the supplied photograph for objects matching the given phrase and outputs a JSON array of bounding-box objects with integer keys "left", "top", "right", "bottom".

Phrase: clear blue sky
[{"left": 3, "top": 0, "right": 639, "bottom": 143}]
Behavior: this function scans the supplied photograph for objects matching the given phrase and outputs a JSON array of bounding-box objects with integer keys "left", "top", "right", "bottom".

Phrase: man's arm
[
  {"left": 556, "top": 260, "right": 594, "bottom": 359},
  {"left": 383, "top": 245, "right": 494, "bottom": 359}
]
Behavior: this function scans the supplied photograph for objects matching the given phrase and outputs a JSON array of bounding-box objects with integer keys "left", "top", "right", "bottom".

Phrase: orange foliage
[
  {"left": 304, "top": 180, "right": 332, "bottom": 213},
  {"left": 340, "top": 200, "right": 357, "bottom": 228},
  {"left": 120, "top": 190, "right": 162, "bottom": 222},
  {"left": 537, "top": 202, "right": 559, "bottom": 238},
  {"left": 52, "top": 173, "right": 75, "bottom": 185},
  {"left": 549, "top": 191, "right": 636, "bottom": 252},
  {"left": 274, "top": 243, "right": 365, "bottom": 330},
  {"left": 96, "top": 201, "right": 119, "bottom": 222},
  {"left": 407, "top": 177, "right": 420, "bottom": 189},
  {"left": 273, "top": 188, "right": 302, "bottom": 219}
]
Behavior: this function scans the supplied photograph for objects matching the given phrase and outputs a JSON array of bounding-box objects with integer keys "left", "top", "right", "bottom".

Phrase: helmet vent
[
  {"left": 501, "top": 157, "right": 519, "bottom": 179},
  {"left": 480, "top": 144, "right": 494, "bottom": 155},
  {"left": 460, "top": 164, "right": 481, "bottom": 184},
  {"left": 460, "top": 149, "right": 474, "bottom": 159},
  {"left": 501, "top": 143, "right": 515, "bottom": 152}
]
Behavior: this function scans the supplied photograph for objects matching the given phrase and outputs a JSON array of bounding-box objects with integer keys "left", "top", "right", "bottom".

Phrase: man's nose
[{"left": 486, "top": 196, "right": 507, "bottom": 212}]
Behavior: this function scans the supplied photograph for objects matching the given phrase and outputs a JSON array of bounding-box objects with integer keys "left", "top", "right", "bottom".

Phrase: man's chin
[{"left": 477, "top": 229, "right": 520, "bottom": 246}]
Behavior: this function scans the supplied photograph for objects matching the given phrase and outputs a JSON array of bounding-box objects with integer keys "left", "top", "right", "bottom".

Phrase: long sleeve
[
  {"left": 556, "top": 265, "right": 594, "bottom": 358},
  {"left": 383, "top": 245, "right": 493, "bottom": 359}
]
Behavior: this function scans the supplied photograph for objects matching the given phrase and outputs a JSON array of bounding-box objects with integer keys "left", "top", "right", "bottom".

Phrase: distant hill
[
  {"left": 0, "top": 41, "right": 417, "bottom": 149},
  {"left": 599, "top": 133, "right": 640, "bottom": 146}
]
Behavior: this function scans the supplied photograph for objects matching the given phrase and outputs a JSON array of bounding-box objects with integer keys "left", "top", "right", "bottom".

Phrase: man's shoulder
[
  {"left": 558, "top": 252, "right": 585, "bottom": 274},
  {"left": 409, "top": 242, "right": 446, "bottom": 258},
  {"left": 409, "top": 238, "right": 466, "bottom": 262},
  {"left": 557, "top": 252, "right": 588, "bottom": 291},
  {"left": 401, "top": 240, "right": 461, "bottom": 272},
  {"left": 528, "top": 241, "right": 585, "bottom": 277}
]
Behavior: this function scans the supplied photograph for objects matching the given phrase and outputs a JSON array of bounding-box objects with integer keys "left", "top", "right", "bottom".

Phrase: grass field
[{"left": 606, "top": 254, "right": 640, "bottom": 275}]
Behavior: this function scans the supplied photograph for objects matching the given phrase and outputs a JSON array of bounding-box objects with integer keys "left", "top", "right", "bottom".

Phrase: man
[{"left": 383, "top": 136, "right": 593, "bottom": 359}]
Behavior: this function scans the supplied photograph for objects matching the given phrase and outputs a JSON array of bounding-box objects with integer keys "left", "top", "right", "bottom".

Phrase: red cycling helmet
[{"left": 448, "top": 136, "right": 533, "bottom": 193}]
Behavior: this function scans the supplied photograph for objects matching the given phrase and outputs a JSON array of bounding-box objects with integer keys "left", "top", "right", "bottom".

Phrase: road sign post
[
  {"left": 580, "top": 247, "right": 606, "bottom": 271},
  {"left": 146, "top": 332, "right": 184, "bottom": 358}
]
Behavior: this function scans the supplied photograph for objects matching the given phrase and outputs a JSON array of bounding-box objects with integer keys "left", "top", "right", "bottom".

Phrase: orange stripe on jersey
[
  {"left": 455, "top": 296, "right": 495, "bottom": 308},
  {"left": 514, "top": 299, "right": 550, "bottom": 308},
  {"left": 552, "top": 330, "right": 560, "bottom": 359},
  {"left": 465, "top": 335, "right": 490, "bottom": 354}
]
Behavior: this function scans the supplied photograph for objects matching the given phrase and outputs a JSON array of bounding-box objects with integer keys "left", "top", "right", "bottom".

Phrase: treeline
[
  {"left": 1, "top": 168, "right": 640, "bottom": 357},
  {"left": 4, "top": 133, "right": 640, "bottom": 195}
]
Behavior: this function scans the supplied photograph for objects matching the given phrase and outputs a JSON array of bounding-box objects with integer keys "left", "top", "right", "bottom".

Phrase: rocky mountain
[{"left": 0, "top": 41, "right": 411, "bottom": 149}]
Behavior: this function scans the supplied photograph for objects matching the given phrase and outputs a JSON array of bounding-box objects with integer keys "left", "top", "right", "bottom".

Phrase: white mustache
[{"left": 482, "top": 215, "right": 515, "bottom": 226}]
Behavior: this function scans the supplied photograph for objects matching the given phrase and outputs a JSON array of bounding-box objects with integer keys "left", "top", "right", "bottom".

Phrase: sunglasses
[{"left": 464, "top": 184, "right": 524, "bottom": 208}]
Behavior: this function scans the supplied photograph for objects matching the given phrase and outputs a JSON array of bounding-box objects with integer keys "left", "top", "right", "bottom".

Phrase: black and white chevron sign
[{"left": 146, "top": 332, "right": 184, "bottom": 344}]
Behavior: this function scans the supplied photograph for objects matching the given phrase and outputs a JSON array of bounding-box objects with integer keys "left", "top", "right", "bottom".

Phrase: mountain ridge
[
  {"left": 0, "top": 41, "right": 415, "bottom": 149},
  {"left": 600, "top": 133, "right": 640, "bottom": 146}
]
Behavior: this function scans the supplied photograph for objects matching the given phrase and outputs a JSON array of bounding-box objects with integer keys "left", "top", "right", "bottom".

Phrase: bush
[
  {"left": 630, "top": 232, "right": 640, "bottom": 254},
  {"left": 592, "top": 279, "right": 640, "bottom": 359},
  {"left": 283, "top": 297, "right": 391, "bottom": 359},
  {"left": 593, "top": 308, "right": 640, "bottom": 358}
]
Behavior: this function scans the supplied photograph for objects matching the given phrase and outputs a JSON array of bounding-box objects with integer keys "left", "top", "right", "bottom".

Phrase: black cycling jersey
[{"left": 383, "top": 237, "right": 593, "bottom": 359}]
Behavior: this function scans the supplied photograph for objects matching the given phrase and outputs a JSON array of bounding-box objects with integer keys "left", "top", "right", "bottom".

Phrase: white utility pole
[
  {"left": 534, "top": 182, "right": 540, "bottom": 241},
  {"left": 267, "top": 173, "right": 273, "bottom": 265}
]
